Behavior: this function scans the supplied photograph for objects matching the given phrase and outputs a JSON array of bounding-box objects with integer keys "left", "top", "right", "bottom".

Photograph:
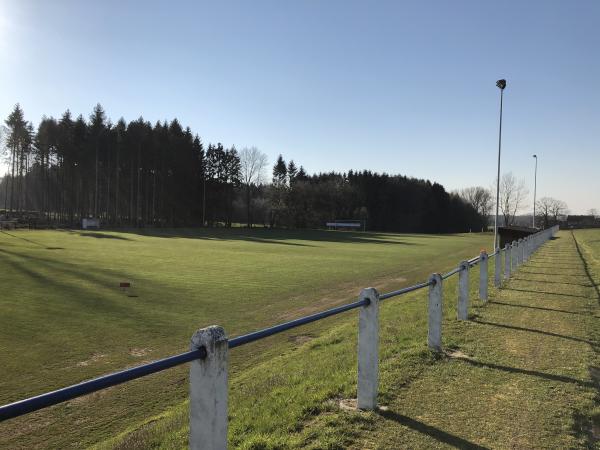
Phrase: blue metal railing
[
  {"left": 442, "top": 266, "right": 461, "bottom": 279},
  {"left": 0, "top": 285, "right": 427, "bottom": 422},
  {"left": 3, "top": 232, "right": 551, "bottom": 424},
  {"left": 379, "top": 280, "right": 432, "bottom": 300},
  {"left": 228, "top": 298, "right": 369, "bottom": 349},
  {"left": 0, "top": 349, "right": 205, "bottom": 421}
]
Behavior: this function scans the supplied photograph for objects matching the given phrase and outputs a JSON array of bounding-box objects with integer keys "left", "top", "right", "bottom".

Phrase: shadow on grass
[
  {"left": 375, "top": 409, "right": 489, "bottom": 449},
  {"left": 490, "top": 301, "right": 589, "bottom": 316},
  {"left": 0, "top": 247, "right": 140, "bottom": 316},
  {"left": 572, "top": 232, "right": 600, "bottom": 303},
  {"left": 511, "top": 277, "right": 593, "bottom": 288},
  {"left": 519, "top": 270, "right": 589, "bottom": 278},
  {"left": 503, "top": 287, "right": 591, "bottom": 299},
  {"left": 452, "top": 356, "right": 594, "bottom": 389},
  {"left": 570, "top": 231, "right": 600, "bottom": 447},
  {"left": 73, "top": 231, "right": 132, "bottom": 241},
  {"left": 473, "top": 320, "right": 597, "bottom": 346},
  {"left": 525, "top": 264, "right": 584, "bottom": 270},
  {"left": 0, "top": 230, "right": 47, "bottom": 247},
  {"left": 113, "top": 228, "right": 423, "bottom": 247},
  {"left": 524, "top": 260, "right": 584, "bottom": 266}
]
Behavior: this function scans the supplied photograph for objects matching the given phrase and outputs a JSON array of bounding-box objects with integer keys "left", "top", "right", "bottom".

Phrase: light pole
[
  {"left": 493, "top": 79, "right": 506, "bottom": 250},
  {"left": 532, "top": 154, "right": 537, "bottom": 228}
]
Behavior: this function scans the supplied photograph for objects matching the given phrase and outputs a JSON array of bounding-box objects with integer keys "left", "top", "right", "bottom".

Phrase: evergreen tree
[
  {"left": 1, "top": 105, "right": 485, "bottom": 233},
  {"left": 287, "top": 160, "right": 297, "bottom": 184},
  {"left": 4, "top": 104, "right": 28, "bottom": 212},
  {"left": 272, "top": 155, "right": 287, "bottom": 186}
]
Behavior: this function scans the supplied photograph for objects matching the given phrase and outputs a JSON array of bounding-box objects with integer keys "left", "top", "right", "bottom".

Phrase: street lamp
[
  {"left": 532, "top": 154, "right": 538, "bottom": 228},
  {"left": 493, "top": 79, "right": 506, "bottom": 250}
]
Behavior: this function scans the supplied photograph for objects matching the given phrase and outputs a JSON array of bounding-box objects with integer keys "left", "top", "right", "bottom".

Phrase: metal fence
[{"left": 0, "top": 225, "right": 559, "bottom": 449}]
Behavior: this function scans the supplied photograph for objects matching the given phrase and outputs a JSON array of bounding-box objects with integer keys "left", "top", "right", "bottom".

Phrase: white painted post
[
  {"left": 504, "top": 243, "right": 511, "bottom": 279},
  {"left": 494, "top": 247, "right": 502, "bottom": 287},
  {"left": 457, "top": 260, "right": 469, "bottom": 320},
  {"left": 511, "top": 240, "right": 518, "bottom": 270},
  {"left": 357, "top": 287, "right": 379, "bottom": 410},
  {"left": 517, "top": 238, "right": 524, "bottom": 265},
  {"left": 428, "top": 273, "right": 443, "bottom": 351},
  {"left": 522, "top": 238, "right": 527, "bottom": 262},
  {"left": 189, "top": 326, "right": 229, "bottom": 450},
  {"left": 479, "top": 251, "right": 488, "bottom": 302}
]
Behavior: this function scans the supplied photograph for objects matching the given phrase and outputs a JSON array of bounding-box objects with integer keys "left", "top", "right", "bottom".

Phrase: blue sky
[{"left": 1, "top": 0, "right": 598, "bottom": 213}]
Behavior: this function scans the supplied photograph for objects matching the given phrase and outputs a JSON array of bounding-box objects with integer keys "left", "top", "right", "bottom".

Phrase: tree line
[
  {"left": 1, "top": 104, "right": 241, "bottom": 226},
  {"left": 1, "top": 103, "right": 486, "bottom": 233},
  {"left": 267, "top": 155, "right": 485, "bottom": 232},
  {"left": 458, "top": 174, "right": 569, "bottom": 228}
]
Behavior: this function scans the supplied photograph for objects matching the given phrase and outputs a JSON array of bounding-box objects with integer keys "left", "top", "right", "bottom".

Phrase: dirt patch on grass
[
  {"left": 288, "top": 334, "right": 314, "bottom": 346},
  {"left": 129, "top": 348, "right": 152, "bottom": 357},
  {"left": 69, "top": 384, "right": 117, "bottom": 405},
  {"left": 76, "top": 352, "right": 107, "bottom": 367},
  {"left": 445, "top": 349, "right": 472, "bottom": 360},
  {"left": 276, "top": 275, "right": 410, "bottom": 322}
]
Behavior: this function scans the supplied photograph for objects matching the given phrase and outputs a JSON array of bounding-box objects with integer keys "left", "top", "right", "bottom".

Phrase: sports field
[
  {"left": 95, "top": 229, "right": 598, "bottom": 450},
  {"left": 0, "top": 228, "right": 491, "bottom": 449}
]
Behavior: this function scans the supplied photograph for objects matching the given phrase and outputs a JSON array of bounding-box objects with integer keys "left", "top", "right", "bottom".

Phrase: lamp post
[
  {"left": 532, "top": 154, "right": 537, "bottom": 228},
  {"left": 493, "top": 79, "right": 506, "bottom": 250}
]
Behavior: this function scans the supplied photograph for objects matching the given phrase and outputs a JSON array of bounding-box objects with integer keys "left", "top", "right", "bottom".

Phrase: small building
[
  {"left": 498, "top": 226, "right": 538, "bottom": 248},
  {"left": 565, "top": 215, "right": 597, "bottom": 229},
  {"left": 82, "top": 218, "right": 100, "bottom": 230}
]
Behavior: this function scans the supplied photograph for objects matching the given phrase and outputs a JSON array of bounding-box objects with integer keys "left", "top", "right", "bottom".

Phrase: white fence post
[
  {"left": 190, "top": 326, "right": 229, "bottom": 450},
  {"left": 428, "top": 273, "right": 443, "bottom": 351},
  {"left": 518, "top": 238, "right": 524, "bottom": 265},
  {"left": 357, "top": 287, "right": 379, "bottom": 410},
  {"left": 511, "top": 240, "right": 518, "bottom": 270},
  {"left": 504, "top": 243, "right": 511, "bottom": 279},
  {"left": 457, "top": 260, "right": 469, "bottom": 320},
  {"left": 479, "top": 251, "right": 488, "bottom": 302},
  {"left": 494, "top": 247, "right": 502, "bottom": 287}
]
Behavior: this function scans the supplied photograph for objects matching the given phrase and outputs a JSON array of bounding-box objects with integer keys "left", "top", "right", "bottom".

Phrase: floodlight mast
[
  {"left": 493, "top": 79, "right": 506, "bottom": 251},
  {"left": 532, "top": 154, "right": 538, "bottom": 228}
]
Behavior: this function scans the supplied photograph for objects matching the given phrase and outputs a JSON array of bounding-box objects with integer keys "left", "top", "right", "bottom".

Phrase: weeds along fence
[{"left": 0, "top": 225, "right": 559, "bottom": 449}]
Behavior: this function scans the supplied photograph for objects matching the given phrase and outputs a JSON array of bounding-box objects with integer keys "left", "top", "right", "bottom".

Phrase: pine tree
[
  {"left": 273, "top": 155, "right": 287, "bottom": 186},
  {"left": 89, "top": 104, "right": 107, "bottom": 218},
  {"left": 287, "top": 160, "right": 297, "bottom": 185},
  {"left": 4, "top": 104, "right": 29, "bottom": 212}
]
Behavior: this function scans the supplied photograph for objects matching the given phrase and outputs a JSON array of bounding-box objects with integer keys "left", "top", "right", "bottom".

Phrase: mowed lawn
[
  {"left": 97, "top": 229, "right": 599, "bottom": 450},
  {"left": 0, "top": 228, "right": 491, "bottom": 449}
]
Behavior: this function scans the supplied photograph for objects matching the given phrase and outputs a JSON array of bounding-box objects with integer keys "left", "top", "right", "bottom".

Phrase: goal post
[{"left": 325, "top": 219, "right": 366, "bottom": 232}]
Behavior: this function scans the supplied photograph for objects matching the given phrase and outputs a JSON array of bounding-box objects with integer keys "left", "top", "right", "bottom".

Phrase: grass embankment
[
  {"left": 102, "top": 230, "right": 600, "bottom": 449},
  {"left": 0, "top": 228, "right": 491, "bottom": 449}
]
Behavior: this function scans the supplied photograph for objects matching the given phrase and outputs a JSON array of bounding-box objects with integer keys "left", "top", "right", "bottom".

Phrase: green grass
[
  {"left": 97, "top": 229, "right": 600, "bottom": 449},
  {"left": 0, "top": 228, "right": 492, "bottom": 449}
]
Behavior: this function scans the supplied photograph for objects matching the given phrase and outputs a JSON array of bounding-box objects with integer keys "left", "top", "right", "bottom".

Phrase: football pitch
[{"left": 0, "top": 228, "right": 491, "bottom": 449}]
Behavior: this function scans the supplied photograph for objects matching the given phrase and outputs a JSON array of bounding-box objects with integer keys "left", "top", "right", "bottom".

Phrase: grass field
[
  {"left": 93, "top": 229, "right": 600, "bottom": 449},
  {"left": 0, "top": 228, "right": 492, "bottom": 449}
]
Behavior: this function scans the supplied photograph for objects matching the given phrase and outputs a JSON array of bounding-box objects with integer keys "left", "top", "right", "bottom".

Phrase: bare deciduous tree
[
  {"left": 535, "top": 196, "right": 568, "bottom": 228},
  {"left": 460, "top": 186, "right": 493, "bottom": 219},
  {"left": 499, "top": 172, "right": 528, "bottom": 226},
  {"left": 535, "top": 197, "right": 554, "bottom": 228},
  {"left": 549, "top": 198, "right": 568, "bottom": 223},
  {"left": 240, "top": 147, "right": 268, "bottom": 227}
]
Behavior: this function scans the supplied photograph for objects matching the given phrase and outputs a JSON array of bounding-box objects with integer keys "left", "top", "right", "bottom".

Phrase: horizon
[{"left": 1, "top": 0, "right": 599, "bottom": 213}]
